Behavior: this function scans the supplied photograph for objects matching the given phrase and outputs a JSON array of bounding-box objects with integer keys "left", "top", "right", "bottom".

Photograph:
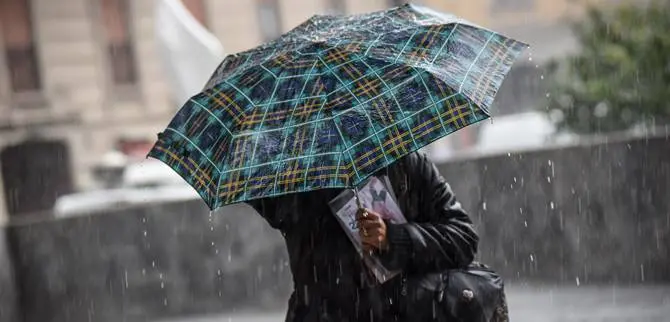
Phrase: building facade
[{"left": 0, "top": 0, "right": 613, "bottom": 222}]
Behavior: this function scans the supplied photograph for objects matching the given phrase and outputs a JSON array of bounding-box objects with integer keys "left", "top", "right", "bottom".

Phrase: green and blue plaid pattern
[{"left": 149, "top": 4, "right": 527, "bottom": 209}]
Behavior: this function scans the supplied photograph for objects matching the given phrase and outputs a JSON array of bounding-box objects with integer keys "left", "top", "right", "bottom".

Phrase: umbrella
[{"left": 148, "top": 4, "right": 528, "bottom": 210}]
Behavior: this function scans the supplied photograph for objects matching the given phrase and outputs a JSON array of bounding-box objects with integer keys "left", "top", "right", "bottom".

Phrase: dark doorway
[{"left": 1, "top": 140, "right": 74, "bottom": 216}]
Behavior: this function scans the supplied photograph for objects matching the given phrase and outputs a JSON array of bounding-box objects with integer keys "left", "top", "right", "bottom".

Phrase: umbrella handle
[{"left": 354, "top": 187, "right": 367, "bottom": 218}]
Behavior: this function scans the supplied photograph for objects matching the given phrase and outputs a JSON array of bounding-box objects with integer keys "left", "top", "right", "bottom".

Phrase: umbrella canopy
[{"left": 148, "top": 4, "right": 528, "bottom": 209}]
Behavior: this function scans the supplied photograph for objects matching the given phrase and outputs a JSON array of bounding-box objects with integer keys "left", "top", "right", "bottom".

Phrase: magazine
[{"left": 328, "top": 176, "right": 407, "bottom": 284}]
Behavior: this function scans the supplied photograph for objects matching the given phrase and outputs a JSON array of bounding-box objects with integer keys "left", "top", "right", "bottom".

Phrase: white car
[{"left": 54, "top": 160, "right": 199, "bottom": 217}]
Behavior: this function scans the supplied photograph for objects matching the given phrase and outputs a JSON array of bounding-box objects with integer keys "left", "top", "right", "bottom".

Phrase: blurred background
[{"left": 0, "top": 0, "right": 668, "bottom": 321}]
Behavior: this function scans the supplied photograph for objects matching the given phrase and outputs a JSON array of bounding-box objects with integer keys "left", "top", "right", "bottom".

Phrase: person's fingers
[
  {"left": 361, "top": 228, "right": 385, "bottom": 243},
  {"left": 359, "top": 219, "right": 383, "bottom": 230},
  {"left": 362, "top": 238, "right": 376, "bottom": 249},
  {"left": 356, "top": 208, "right": 370, "bottom": 220},
  {"left": 363, "top": 208, "right": 382, "bottom": 219}
]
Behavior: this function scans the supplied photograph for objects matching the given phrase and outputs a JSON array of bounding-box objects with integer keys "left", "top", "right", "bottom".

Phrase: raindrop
[
  {"left": 640, "top": 264, "right": 645, "bottom": 282},
  {"left": 482, "top": 202, "right": 487, "bottom": 211},
  {"left": 513, "top": 177, "right": 517, "bottom": 183},
  {"left": 163, "top": 299, "right": 168, "bottom": 306},
  {"left": 143, "top": 231, "right": 148, "bottom": 237},
  {"left": 547, "top": 176, "right": 552, "bottom": 183},
  {"left": 142, "top": 269, "right": 146, "bottom": 276},
  {"left": 540, "top": 75, "right": 544, "bottom": 80},
  {"left": 160, "top": 282, "right": 165, "bottom": 289},
  {"left": 575, "top": 277, "right": 581, "bottom": 286},
  {"left": 524, "top": 221, "right": 528, "bottom": 227},
  {"left": 529, "top": 254, "right": 534, "bottom": 262},
  {"left": 528, "top": 57, "right": 533, "bottom": 62},
  {"left": 550, "top": 202, "right": 555, "bottom": 210},
  {"left": 152, "top": 261, "right": 156, "bottom": 268}
]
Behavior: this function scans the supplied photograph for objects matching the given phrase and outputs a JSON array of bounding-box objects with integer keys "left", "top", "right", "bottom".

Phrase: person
[{"left": 248, "top": 152, "right": 478, "bottom": 321}]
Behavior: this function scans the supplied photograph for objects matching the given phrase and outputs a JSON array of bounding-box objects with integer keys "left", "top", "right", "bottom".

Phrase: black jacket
[{"left": 248, "top": 153, "right": 478, "bottom": 321}]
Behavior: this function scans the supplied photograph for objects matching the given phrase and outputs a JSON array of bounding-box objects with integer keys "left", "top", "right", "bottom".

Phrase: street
[{"left": 160, "top": 285, "right": 670, "bottom": 322}]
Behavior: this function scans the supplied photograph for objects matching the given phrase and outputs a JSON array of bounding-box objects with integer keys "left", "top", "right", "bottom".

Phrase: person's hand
[{"left": 357, "top": 208, "right": 388, "bottom": 253}]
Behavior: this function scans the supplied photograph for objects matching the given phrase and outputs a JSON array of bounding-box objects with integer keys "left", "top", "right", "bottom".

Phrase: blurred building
[{"left": 0, "top": 0, "right": 619, "bottom": 221}]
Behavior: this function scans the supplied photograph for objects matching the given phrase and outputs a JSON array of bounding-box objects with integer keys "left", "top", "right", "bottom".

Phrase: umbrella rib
[
  {"left": 430, "top": 24, "right": 458, "bottom": 64},
  {"left": 357, "top": 59, "right": 395, "bottom": 166},
  {"left": 457, "top": 32, "right": 495, "bottom": 94},
  {"left": 243, "top": 76, "right": 282, "bottom": 198},
  {"left": 260, "top": 64, "right": 279, "bottom": 79},
  {"left": 165, "top": 127, "right": 222, "bottom": 174},
  {"left": 362, "top": 61, "right": 420, "bottom": 151},
  {"left": 223, "top": 79, "right": 254, "bottom": 115},
  {"left": 280, "top": 60, "right": 320, "bottom": 160},
  {"left": 343, "top": 93, "right": 458, "bottom": 154},
  {"left": 333, "top": 121, "right": 360, "bottom": 182},
  {"left": 190, "top": 99, "right": 233, "bottom": 136},
  {"left": 414, "top": 68, "right": 448, "bottom": 132},
  {"left": 282, "top": 60, "right": 321, "bottom": 193},
  {"left": 317, "top": 55, "right": 362, "bottom": 182},
  {"left": 221, "top": 152, "right": 340, "bottom": 175},
  {"left": 363, "top": 34, "right": 383, "bottom": 56},
  {"left": 394, "top": 30, "right": 419, "bottom": 64}
]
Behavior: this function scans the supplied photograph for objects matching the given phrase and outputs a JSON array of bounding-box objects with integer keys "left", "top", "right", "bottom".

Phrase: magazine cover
[{"left": 328, "top": 176, "right": 407, "bottom": 284}]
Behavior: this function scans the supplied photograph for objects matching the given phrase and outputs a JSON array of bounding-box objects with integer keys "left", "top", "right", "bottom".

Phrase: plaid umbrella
[{"left": 149, "top": 4, "right": 528, "bottom": 209}]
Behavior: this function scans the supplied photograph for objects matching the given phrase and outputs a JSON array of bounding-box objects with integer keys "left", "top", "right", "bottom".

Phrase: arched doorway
[{"left": 0, "top": 140, "right": 74, "bottom": 216}]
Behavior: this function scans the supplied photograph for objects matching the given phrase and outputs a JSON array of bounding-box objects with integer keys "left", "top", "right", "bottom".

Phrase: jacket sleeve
[{"left": 380, "top": 153, "right": 479, "bottom": 273}]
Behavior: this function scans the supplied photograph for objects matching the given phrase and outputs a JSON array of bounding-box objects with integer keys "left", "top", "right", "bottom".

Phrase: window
[
  {"left": 101, "top": 0, "right": 137, "bottom": 86},
  {"left": 325, "top": 0, "right": 346, "bottom": 15},
  {"left": 0, "top": 0, "right": 41, "bottom": 93},
  {"left": 257, "top": 0, "right": 282, "bottom": 42},
  {"left": 182, "top": 0, "right": 208, "bottom": 27},
  {"left": 388, "top": 0, "right": 407, "bottom": 7},
  {"left": 491, "top": 0, "right": 535, "bottom": 12}
]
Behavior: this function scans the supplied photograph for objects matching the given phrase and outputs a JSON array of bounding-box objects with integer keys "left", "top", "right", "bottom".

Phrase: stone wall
[
  {"left": 439, "top": 134, "right": 670, "bottom": 284},
  {"left": 2, "top": 135, "right": 669, "bottom": 322},
  {"left": 7, "top": 202, "right": 291, "bottom": 322}
]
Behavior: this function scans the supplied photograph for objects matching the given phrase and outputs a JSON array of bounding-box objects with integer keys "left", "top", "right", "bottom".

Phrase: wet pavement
[{"left": 162, "top": 285, "right": 670, "bottom": 322}]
